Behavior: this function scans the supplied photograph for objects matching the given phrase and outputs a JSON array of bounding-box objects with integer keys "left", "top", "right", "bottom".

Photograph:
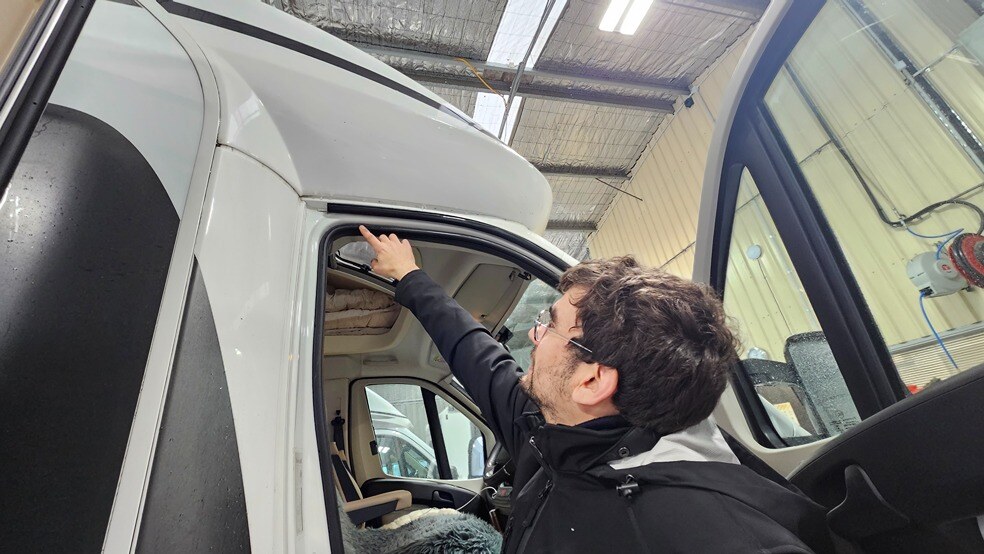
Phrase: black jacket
[{"left": 396, "top": 270, "right": 833, "bottom": 553}]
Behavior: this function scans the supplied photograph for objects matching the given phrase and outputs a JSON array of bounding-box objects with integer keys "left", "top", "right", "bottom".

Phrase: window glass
[
  {"left": 366, "top": 384, "right": 486, "bottom": 479},
  {"left": 724, "top": 170, "right": 861, "bottom": 445},
  {"left": 764, "top": 1, "right": 984, "bottom": 392},
  {"left": 434, "top": 395, "right": 485, "bottom": 479},
  {"left": 500, "top": 279, "right": 563, "bottom": 369},
  {"left": 366, "top": 385, "right": 438, "bottom": 479}
]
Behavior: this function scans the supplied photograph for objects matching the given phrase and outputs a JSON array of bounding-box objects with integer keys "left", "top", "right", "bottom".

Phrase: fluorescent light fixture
[
  {"left": 487, "top": 0, "right": 567, "bottom": 69},
  {"left": 619, "top": 0, "right": 653, "bottom": 34},
  {"left": 472, "top": 92, "right": 524, "bottom": 143},
  {"left": 599, "top": 0, "right": 630, "bottom": 32},
  {"left": 599, "top": 0, "right": 652, "bottom": 35}
]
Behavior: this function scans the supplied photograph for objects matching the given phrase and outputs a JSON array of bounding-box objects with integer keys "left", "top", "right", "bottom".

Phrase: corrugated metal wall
[
  {"left": 590, "top": 1, "right": 984, "bottom": 386},
  {"left": 589, "top": 35, "right": 749, "bottom": 277}
]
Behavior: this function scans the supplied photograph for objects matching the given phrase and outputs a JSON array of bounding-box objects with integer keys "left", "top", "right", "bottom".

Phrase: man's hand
[{"left": 358, "top": 225, "right": 420, "bottom": 281}]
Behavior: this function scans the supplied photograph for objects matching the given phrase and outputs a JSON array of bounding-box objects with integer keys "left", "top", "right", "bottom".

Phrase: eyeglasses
[{"left": 533, "top": 308, "right": 593, "bottom": 355}]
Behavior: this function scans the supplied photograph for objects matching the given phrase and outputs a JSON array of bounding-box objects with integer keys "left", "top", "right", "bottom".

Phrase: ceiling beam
[
  {"left": 546, "top": 221, "right": 598, "bottom": 232},
  {"left": 358, "top": 44, "right": 681, "bottom": 113},
  {"left": 425, "top": 77, "right": 675, "bottom": 112},
  {"left": 535, "top": 165, "right": 629, "bottom": 179},
  {"left": 690, "top": 0, "right": 768, "bottom": 14}
]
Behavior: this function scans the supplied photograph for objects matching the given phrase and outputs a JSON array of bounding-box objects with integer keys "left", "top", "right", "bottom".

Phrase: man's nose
[{"left": 528, "top": 325, "right": 539, "bottom": 344}]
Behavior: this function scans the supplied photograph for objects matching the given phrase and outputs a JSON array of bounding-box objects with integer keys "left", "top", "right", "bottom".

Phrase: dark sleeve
[{"left": 395, "top": 270, "right": 532, "bottom": 456}]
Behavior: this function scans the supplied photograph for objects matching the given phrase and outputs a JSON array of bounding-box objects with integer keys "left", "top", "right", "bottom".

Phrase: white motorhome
[{"left": 2, "top": 0, "right": 982, "bottom": 552}]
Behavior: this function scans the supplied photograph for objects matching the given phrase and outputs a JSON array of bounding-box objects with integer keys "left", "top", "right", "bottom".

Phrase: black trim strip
[
  {"left": 422, "top": 389, "right": 453, "bottom": 480},
  {"left": 313, "top": 242, "right": 345, "bottom": 552},
  {"left": 326, "top": 203, "right": 571, "bottom": 275},
  {"left": 345, "top": 500, "right": 399, "bottom": 526},
  {"left": 156, "top": 1, "right": 492, "bottom": 136}
]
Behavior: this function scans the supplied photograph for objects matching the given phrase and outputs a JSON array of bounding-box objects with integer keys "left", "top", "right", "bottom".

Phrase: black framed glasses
[{"left": 533, "top": 308, "right": 592, "bottom": 355}]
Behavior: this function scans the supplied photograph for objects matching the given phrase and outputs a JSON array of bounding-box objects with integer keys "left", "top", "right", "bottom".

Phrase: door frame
[{"left": 311, "top": 209, "right": 570, "bottom": 549}]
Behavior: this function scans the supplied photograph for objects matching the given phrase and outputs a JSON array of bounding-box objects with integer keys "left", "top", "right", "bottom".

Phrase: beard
[
  {"left": 521, "top": 346, "right": 552, "bottom": 415},
  {"left": 521, "top": 346, "right": 577, "bottom": 422}
]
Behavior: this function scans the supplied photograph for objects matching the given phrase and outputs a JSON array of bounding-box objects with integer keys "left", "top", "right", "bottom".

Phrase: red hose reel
[{"left": 947, "top": 233, "right": 984, "bottom": 288}]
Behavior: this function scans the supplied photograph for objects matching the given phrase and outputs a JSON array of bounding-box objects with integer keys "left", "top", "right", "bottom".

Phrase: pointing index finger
[{"left": 358, "top": 225, "right": 382, "bottom": 248}]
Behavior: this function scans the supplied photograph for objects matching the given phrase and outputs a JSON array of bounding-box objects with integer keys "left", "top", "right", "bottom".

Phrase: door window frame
[
  {"left": 709, "top": 0, "right": 910, "bottom": 448},
  {"left": 352, "top": 377, "right": 490, "bottom": 481}
]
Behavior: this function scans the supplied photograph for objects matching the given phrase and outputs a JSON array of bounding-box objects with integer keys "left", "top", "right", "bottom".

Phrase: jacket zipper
[{"left": 514, "top": 437, "right": 553, "bottom": 553}]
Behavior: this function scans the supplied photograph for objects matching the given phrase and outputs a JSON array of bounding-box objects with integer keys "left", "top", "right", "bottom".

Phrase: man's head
[{"left": 521, "top": 256, "right": 738, "bottom": 434}]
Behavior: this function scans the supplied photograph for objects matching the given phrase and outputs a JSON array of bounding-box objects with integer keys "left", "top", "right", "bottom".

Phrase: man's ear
[{"left": 571, "top": 363, "right": 619, "bottom": 407}]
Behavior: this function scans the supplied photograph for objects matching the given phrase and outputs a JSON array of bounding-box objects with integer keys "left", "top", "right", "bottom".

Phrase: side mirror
[
  {"left": 468, "top": 435, "right": 485, "bottom": 479},
  {"left": 739, "top": 332, "right": 862, "bottom": 443}
]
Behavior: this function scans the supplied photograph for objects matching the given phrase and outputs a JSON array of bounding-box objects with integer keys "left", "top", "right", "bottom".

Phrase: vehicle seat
[
  {"left": 336, "top": 493, "right": 502, "bottom": 554},
  {"left": 331, "top": 444, "right": 412, "bottom": 526}
]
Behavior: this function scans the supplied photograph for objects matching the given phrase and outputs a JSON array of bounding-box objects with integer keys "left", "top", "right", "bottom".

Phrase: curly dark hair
[{"left": 560, "top": 256, "right": 738, "bottom": 435}]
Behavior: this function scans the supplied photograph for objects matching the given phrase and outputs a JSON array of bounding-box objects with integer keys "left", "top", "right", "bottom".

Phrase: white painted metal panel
[
  {"left": 170, "top": 2, "right": 553, "bottom": 233},
  {"left": 196, "top": 147, "right": 305, "bottom": 553}
]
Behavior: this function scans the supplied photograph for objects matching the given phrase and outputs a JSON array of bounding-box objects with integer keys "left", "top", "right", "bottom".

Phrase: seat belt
[{"left": 330, "top": 410, "right": 350, "bottom": 471}]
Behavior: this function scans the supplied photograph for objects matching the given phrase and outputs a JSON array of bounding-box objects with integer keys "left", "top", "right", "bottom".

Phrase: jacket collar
[{"left": 517, "top": 411, "right": 660, "bottom": 473}]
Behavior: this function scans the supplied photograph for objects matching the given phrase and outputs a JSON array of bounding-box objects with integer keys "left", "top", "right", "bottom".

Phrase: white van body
[
  {"left": 9, "top": 0, "right": 981, "bottom": 552},
  {"left": 1, "top": 0, "right": 573, "bottom": 551}
]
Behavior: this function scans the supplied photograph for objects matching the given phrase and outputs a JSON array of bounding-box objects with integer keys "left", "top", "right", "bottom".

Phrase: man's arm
[
  {"left": 357, "top": 226, "right": 532, "bottom": 455},
  {"left": 395, "top": 270, "right": 532, "bottom": 455}
]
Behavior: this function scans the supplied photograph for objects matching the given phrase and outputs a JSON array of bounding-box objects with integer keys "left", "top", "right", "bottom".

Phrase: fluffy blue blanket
[{"left": 339, "top": 503, "right": 502, "bottom": 553}]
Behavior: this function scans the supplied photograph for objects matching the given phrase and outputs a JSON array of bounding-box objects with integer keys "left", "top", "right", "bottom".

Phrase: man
[{"left": 358, "top": 226, "right": 833, "bottom": 553}]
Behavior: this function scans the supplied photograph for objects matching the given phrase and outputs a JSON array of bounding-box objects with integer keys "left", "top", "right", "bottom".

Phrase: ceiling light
[
  {"left": 599, "top": 0, "right": 652, "bottom": 35},
  {"left": 599, "top": 0, "right": 630, "bottom": 32},
  {"left": 619, "top": 0, "right": 653, "bottom": 34}
]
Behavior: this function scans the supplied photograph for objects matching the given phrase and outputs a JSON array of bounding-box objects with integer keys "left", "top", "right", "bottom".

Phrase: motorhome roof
[{"left": 168, "top": 0, "right": 553, "bottom": 233}]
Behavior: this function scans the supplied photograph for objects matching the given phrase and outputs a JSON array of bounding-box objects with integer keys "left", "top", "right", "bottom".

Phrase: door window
[
  {"left": 500, "top": 279, "right": 563, "bottom": 369},
  {"left": 366, "top": 383, "right": 484, "bottom": 480},
  {"left": 762, "top": 0, "right": 984, "bottom": 391},
  {"left": 723, "top": 169, "right": 861, "bottom": 445},
  {"left": 434, "top": 395, "right": 485, "bottom": 479}
]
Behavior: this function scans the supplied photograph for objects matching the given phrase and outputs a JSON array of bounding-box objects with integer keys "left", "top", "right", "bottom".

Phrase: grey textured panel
[
  {"left": 138, "top": 264, "right": 250, "bottom": 553},
  {"left": 547, "top": 174, "right": 623, "bottom": 225},
  {"left": 544, "top": 229, "right": 591, "bottom": 260},
  {"left": 425, "top": 84, "right": 479, "bottom": 114},
  {"left": 536, "top": 0, "right": 754, "bottom": 86},
  {"left": 277, "top": 0, "right": 507, "bottom": 59},
  {"left": 512, "top": 98, "right": 665, "bottom": 171}
]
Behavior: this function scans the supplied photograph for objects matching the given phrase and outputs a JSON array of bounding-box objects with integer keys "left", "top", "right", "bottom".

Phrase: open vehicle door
[{"left": 696, "top": 1, "right": 984, "bottom": 552}]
